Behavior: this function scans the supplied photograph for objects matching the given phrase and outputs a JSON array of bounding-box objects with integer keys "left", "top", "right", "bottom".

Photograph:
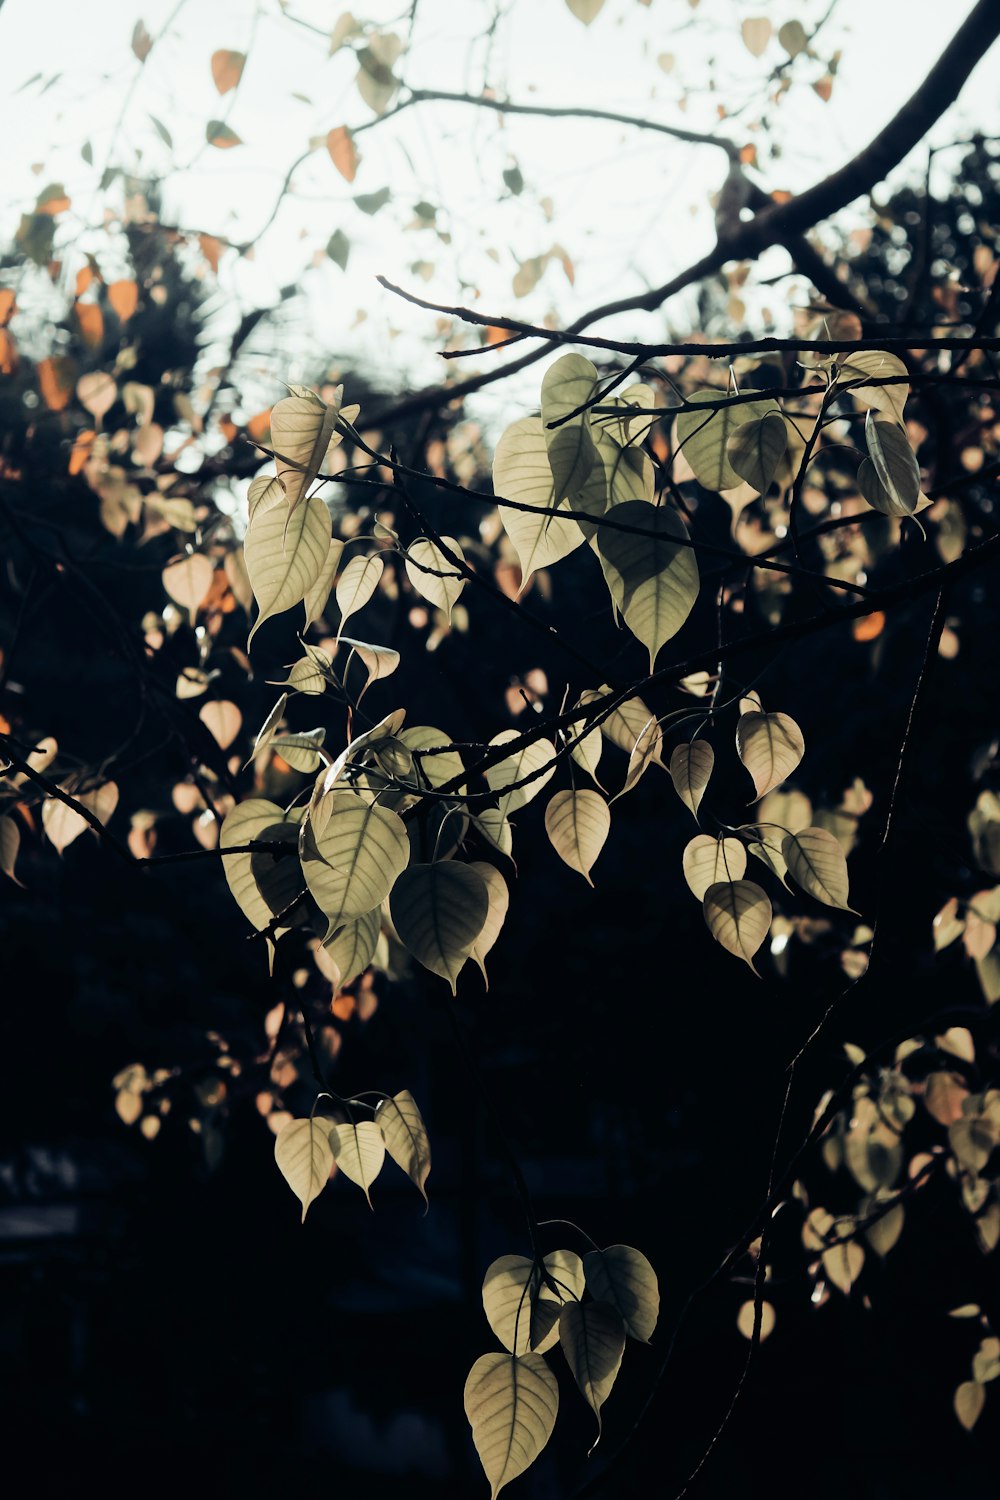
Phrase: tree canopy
[{"left": 2, "top": 1, "right": 1000, "bottom": 1494}]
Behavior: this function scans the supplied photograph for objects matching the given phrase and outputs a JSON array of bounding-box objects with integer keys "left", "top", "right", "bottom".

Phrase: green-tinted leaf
[
  {"left": 269, "top": 728, "right": 326, "bottom": 773},
  {"left": 375, "top": 1089, "right": 431, "bottom": 1205},
  {"left": 596, "top": 501, "right": 699, "bottom": 669},
  {"left": 863, "top": 414, "right": 920, "bottom": 515},
  {"left": 736, "top": 710, "right": 804, "bottom": 799},
  {"left": 583, "top": 1244, "right": 659, "bottom": 1343},
  {"left": 246, "top": 493, "right": 331, "bottom": 646},
  {"left": 838, "top": 349, "right": 908, "bottom": 424},
  {"left": 300, "top": 791, "right": 408, "bottom": 935},
  {"left": 270, "top": 390, "right": 337, "bottom": 514},
  {"left": 727, "top": 411, "right": 787, "bottom": 492},
  {"left": 559, "top": 1301, "right": 626, "bottom": 1442},
  {"left": 682, "top": 835, "right": 747, "bottom": 900},
  {"left": 468, "top": 860, "right": 510, "bottom": 985},
  {"left": 464, "top": 1353, "right": 559, "bottom": 1498},
  {"left": 485, "top": 730, "right": 556, "bottom": 817},
  {"left": 669, "top": 741, "right": 714, "bottom": 820},
  {"left": 390, "top": 860, "right": 490, "bottom": 992},
  {"left": 540, "top": 353, "right": 600, "bottom": 504},
  {"left": 405, "top": 536, "right": 466, "bottom": 621},
  {"left": 220, "top": 799, "right": 301, "bottom": 935},
  {"left": 323, "top": 906, "right": 381, "bottom": 986},
  {"left": 335, "top": 553, "right": 383, "bottom": 632},
  {"left": 544, "top": 789, "right": 609, "bottom": 885},
  {"left": 703, "top": 879, "right": 772, "bottom": 973},
  {"left": 482, "top": 1255, "right": 561, "bottom": 1356},
  {"left": 493, "top": 417, "right": 591, "bottom": 589},
  {"left": 303, "top": 537, "right": 344, "bottom": 628},
  {"left": 329, "top": 1119, "right": 385, "bottom": 1206},
  {"left": 675, "top": 391, "right": 777, "bottom": 492},
  {"left": 274, "top": 1117, "right": 333, "bottom": 1222},
  {"left": 398, "top": 726, "right": 466, "bottom": 791},
  {"left": 782, "top": 826, "right": 857, "bottom": 912}
]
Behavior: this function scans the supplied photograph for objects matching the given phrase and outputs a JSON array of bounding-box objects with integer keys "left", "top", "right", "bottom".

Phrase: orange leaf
[
  {"left": 770, "top": 188, "right": 793, "bottom": 205},
  {"left": 813, "top": 76, "right": 833, "bottom": 102},
  {"left": 326, "top": 126, "right": 359, "bottom": 183},
  {"left": 205, "top": 121, "right": 242, "bottom": 149},
  {"left": 485, "top": 325, "right": 511, "bottom": 345},
  {"left": 75, "top": 265, "right": 97, "bottom": 298},
  {"left": 210, "top": 49, "right": 246, "bottom": 95},
  {"left": 201, "top": 569, "right": 237, "bottom": 615},
  {"left": 739, "top": 143, "right": 758, "bottom": 167},
  {"left": 37, "top": 185, "right": 70, "bottom": 215},
  {"left": 246, "top": 408, "right": 272, "bottom": 442},
  {"left": 108, "top": 279, "right": 138, "bottom": 323},
  {"left": 853, "top": 611, "right": 884, "bottom": 643},
  {"left": 75, "top": 302, "right": 104, "bottom": 349},
  {"left": 68, "top": 429, "right": 96, "bottom": 476},
  {"left": 0, "top": 289, "right": 15, "bottom": 326},
  {"left": 199, "top": 234, "right": 224, "bottom": 273},
  {"left": 37, "top": 356, "right": 76, "bottom": 411},
  {"left": 0, "top": 330, "right": 17, "bottom": 375}
]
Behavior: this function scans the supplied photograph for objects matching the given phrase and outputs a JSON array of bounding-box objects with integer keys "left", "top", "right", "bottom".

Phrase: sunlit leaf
[
  {"left": 782, "top": 827, "right": 857, "bottom": 912},
  {"left": 301, "top": 791, "right": 408, "bottom": 935},
  {"left": 861, "top": 414, "right": 920, "bottom": 516},
  {"left": 727, "top": 411, "right": 786, "bottom": 492},
  {"left": 736, "top": 710, "right": 804, "bottom": 799},
  {"left": 837, "top": 349, "right": 908, "bottom": 424},
  {"left": 565, "top": 0, "right": 606, "bottom": 22},
  {"left": 682, "top": 835, "right": 747, "bottom": 900},
  {"left": 405, "top": 536, "right": 466, "bottom": 621},
  {"left": 162, "top": 553, "right": 214, "bottom": 618},
  {"left": 274, "top": 1117, "right": 333, "bottom": 1222},
  {"left": 270, "top": 389, "right": 337, "bottom": 515},
  {"left": 703, "top": 880, "right": 772, "bottom": 973},
  {"left": 822, "top": 1239, "right": 864, "bottom": 1295},
  {"left": 737, "top": 1299, "right": 775, "bottom": 1340},
  {"left": 42, "top": 783, "right": 118, "bottom": 853},
  {"left": 468, "top": 860, "right": 510, "bottom": 985},
  {"left": 210, "top": 48, "right": 246, "bottom": 94},
  {"left": 596, "top": 501, "right": 699, "bottom": 669},
  {"left": 390, "top": 860, "right": 489, "bottom": 992},
  {"left": 303, "top": 537, "right": 344, "bottom": 628},
  {"left": 464, "top": 1353, "right": 559, "bottom": 1498},
  {"left": 544, "top": 788, "right": 609, "bottom": 885},
  {"left": 327, "top": 124, "right": 359, "bottom": 181},
  {"left": 0, "top": 815, "right": 21, "bottom": 884},
  {"left": 559, "top": 1300, "right": 625, "bottom": 1442},
  {"left": 485, "top": 731, "right": 557, "bottom": 817},
  {"left": 493, "top": 417, "right": 590, "bottom": 589},
  {"left": 329, "top": 1119, "right": 384, "bottom": 1206},
  {"left": 375, "top": 1089, "right": 431, "bottom": 1205},
  {"left": 741, "top": 16, "right": 772, "bottom": 55},
  {"left": 335, "top": 553, "right": 384, "bottom": 633},
  {"left": 669, "top": 741, "right": 714, "bottom": 820},
  {"left": 675, "top": 391, "right": 777, "bottom": 492},
  {"left": 324, "top": 906, "right": 381, "bottom": 987},
  {"left": 540, "top": 353, "right": 600, "bottom": 504},
  {"left": 246, "top": 494, "right": 332, "bottom": 645},
  {"left": 482, "top": 1253, "right": 580, "bottom": 1356},
  {"left": 583, "top": 1244, "right": 659, "bottom": 1342},
  {"left": 220, "top": 800, "right": 304, "bottom": 937}
]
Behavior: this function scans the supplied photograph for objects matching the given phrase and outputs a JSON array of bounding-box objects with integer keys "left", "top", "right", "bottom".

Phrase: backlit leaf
[
  {"left": 324, "top": 906, "right": 381, "bottom": 987},
  {"left": 375, "top": 1089, "right": 431, "bottom": 1205},
  {"left": 703, "top": 880, "right": 772, "bottom": 973},
  {"left": 162, "top": 553, "right": 214, "bottom": 617},
  {"left": 405, "top": 536, "right": 466, "bottom": 621},
  {"left": 327, "top": 124, "right": 359, "bottom": 181},
  {"left": 596, "top": 501, "right": 699, "bottom": 669},
  {"left": 485, "top": 731, "right": 556, "bottom": 817},
  {"left": 335, "top": 553, "right": 384, "bottom": 632},
  {"left": 955, "top": 1380, "right": 985, "bottom": 1431},
  {"left": 481, "top": 1253, "right": 579, "bottom": 1356},
  {"left": 544, "top": 789, "right": 609, "bottom": 885},
  {"left": 862, "top": 414, "right": 920, "bottom": 516},
  {"left": 210, "top": 49, "right": 246, "bottom": 94},
  {"left": 246, "top": 494, "right": 332, "bottom": 645},
  {"left": 303, "top": 537, "right": 344, "bottom": 628},
  {"left": 329, "top": 1119, "right": 385, "bottom": 1206},
  {"left": 682, "top": 835, "right": 747, "bottom": 900},
  {"left": 583, "top": 1244, "right": 659, "bottom": 1342},
  {"left": 736, "top": 711, "right": 804, "bottom": 799},
  {"left": 270, "top": 390, "right": 338, "bottom": 514},
  {"left": 274, "top": 1117, "right": 334, "bottom": 1222},
  {"left": 301, "top": 792, "right": 408, "bottom": 935},
  {"left": 727, "top": 411, "right": 787, "bottom": 492},
  {"left": 669, "top": 741, "right": 714, "bottom": 820},
  {"left": 390, "top": 860, "right": 490, "bottom": 992},
  {"left": 782, "top": 827, "right": 857, "bottom": 912},
  {"left": 838, "top": 349, "right": 908, "bottom": 424},
  {"left": 464, "top": 1353, "right": 559, "bottom": 1498},
  {"left": 559, "top": 1300, "right": 626, "bottom": 1442},
  {"left": 675, "top": 391, "right": 777, "bottom": 492},
  {"left": 540, "top": 353, "right": 600, "bottom": 505},
  {"left": 493, "top": 417, "right": 589, "bottom": 589},
  {"left": 468, "top": 861, "right": 510, "bottom": 985}
]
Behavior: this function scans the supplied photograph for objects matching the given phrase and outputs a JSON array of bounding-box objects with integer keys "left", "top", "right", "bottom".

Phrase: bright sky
[{"left": 2, "top": 0, "right": 997, "bottom": 426}]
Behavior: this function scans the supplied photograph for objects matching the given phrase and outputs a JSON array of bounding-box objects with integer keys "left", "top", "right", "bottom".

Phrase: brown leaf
[
  {"left": 326, "top": 126, "right": 359, "bottom": 182},
  {"left": 210, "top": 49, "right": 246, "bottom": 95}
]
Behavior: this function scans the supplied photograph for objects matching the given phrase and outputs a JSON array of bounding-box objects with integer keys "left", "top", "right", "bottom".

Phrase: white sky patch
[{"left": 1, "top": 0, "right": 996, "bottom": 429}]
